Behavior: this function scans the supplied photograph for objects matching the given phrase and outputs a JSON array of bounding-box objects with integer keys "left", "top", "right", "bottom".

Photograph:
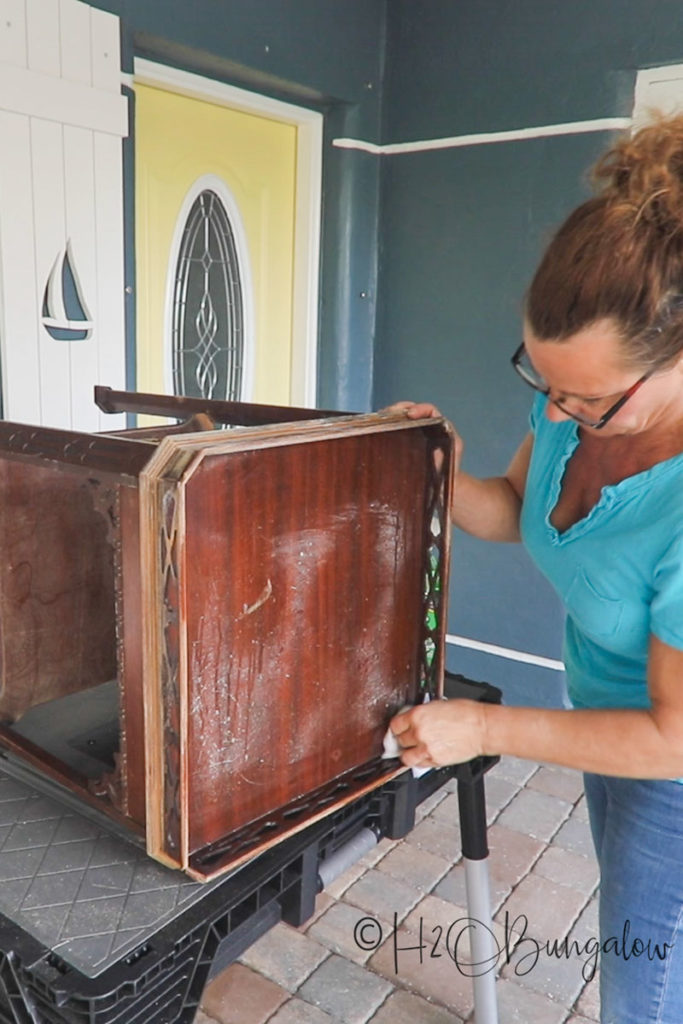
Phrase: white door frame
[{"left": 131, "top": 58, "right": 323, "bottom": 408}]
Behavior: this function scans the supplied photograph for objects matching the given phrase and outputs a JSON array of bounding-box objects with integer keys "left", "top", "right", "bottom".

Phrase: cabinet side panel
[
  {"left": 0, "top": 458, "right": 117, "bottom": 721},
  {"left": 183, "top": 430, "right": 430, "bottom": 853}
]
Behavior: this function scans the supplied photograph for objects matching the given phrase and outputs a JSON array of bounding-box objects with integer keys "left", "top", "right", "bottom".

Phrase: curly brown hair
[{"left": 525, "top": 115, "right": 683, "bottom": 368}]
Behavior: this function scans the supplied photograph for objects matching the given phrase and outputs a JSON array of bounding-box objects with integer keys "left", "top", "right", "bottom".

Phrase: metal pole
[{"left": 458, "top": 775, "right": 499, "bottom": 1024}]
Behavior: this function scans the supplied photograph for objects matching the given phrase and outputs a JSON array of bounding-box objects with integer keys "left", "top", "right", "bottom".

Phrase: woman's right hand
[
  {"left": 383, "top": 400, "right": 443, "bottom": 420},
  {"left": 382, "top": 401, "right": 465, "bottom": 475}
]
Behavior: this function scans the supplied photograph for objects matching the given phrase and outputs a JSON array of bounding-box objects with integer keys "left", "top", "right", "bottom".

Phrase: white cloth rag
[{"left": 382, "top": 699, "right": 431, "bottom": 778}]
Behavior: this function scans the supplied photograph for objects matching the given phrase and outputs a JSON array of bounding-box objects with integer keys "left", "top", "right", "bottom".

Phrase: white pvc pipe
[{"left": 463, "top": 856, "right": 499, "bottom": 1024}]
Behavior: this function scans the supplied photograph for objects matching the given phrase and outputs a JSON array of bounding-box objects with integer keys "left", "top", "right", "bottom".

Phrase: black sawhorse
[{"left": 0, "top": 673, "right": 501, "bottom": 1024}]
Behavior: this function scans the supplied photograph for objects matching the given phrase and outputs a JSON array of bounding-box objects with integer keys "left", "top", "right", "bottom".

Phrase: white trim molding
[
  {"left": 334, "top": 116, "right": 633, "bottom": 156},
  {"left": 446, "top": 633, "right": 565, "bottom": 672},
  {"left": 633, "top": 64, "right": 683, "bottom": 128},
  {"left": 134, "top": 58, "right": 322, "bottom": 408}
]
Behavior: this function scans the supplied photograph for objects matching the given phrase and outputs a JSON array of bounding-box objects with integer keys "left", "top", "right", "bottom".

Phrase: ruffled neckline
[{"left": 545, "top": 420, "right": 683, "bottom": 546}]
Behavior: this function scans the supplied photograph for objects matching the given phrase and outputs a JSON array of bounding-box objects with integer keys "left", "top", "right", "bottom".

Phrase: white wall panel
[
  {"left": 26, "top": 0, "right": 60, "bottom": 76},
  {"left": 0, "top": 0, "right": 127, "bottom": 431},
  {"left": 90, "top": 4, "right": 120, "bottom": 94},
  {"left": 93, "top": 131, "right": 125, "bottom": 429},
  {"left": 0, "top": 0, "right": 28, "bottom": 68},
  {"left": 31, "top": 116, "right": 71, "bottom": 427},
  {"left": 59, "top": 0, "right": 91, "bottom": 86},
  {"left": 64, "top": 123, "right": 100, "bottom": 430},
  {"left": 0, "top": 110, "right": 41, "bottom": 423}
]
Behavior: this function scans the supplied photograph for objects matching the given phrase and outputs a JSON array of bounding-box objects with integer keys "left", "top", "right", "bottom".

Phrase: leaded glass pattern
[
  {"left": 420, "top": 443, "right": 449, "bottom": 695},
  {"left": 171, "top": 189, "right": 244, "bottom": 401}
]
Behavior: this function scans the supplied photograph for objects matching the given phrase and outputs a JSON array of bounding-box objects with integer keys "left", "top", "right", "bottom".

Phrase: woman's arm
[
  {"left": 389, "top": 402, "right": 533, "bottom": 543},
  {"left": 391, "top": 635, "right": 683, "bottom": 779},
  {"left": 452, "top": 432, "right": 532, "bottom": 542}
]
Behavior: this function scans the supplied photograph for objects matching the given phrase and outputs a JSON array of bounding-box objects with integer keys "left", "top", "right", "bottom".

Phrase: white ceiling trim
[{"left": 334, "top": 116, "right": 633, "bottom": 156}]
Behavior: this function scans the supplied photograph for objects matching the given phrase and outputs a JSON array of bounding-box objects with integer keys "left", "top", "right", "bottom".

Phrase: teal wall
[
  {"left": 376, "top": 0, "right": 683, "bottom": 704},
  {"left": 90, "top": 1, "right": 683, "bottom": 705}
]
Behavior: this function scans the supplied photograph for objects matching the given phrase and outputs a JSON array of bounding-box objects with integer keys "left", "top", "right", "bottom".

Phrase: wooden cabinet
[{"left": 0, "top": 389, "right": 454, "bottom": 880}]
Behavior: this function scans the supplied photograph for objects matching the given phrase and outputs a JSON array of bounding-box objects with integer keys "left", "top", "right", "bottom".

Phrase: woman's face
[{"left": 523, "top": 318, "right": 683, "bottom": 436}]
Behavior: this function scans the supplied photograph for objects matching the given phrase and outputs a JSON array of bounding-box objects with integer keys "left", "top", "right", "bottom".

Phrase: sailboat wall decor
[{"left": 41, "top": 239, "right": 94, "bottom": 342}]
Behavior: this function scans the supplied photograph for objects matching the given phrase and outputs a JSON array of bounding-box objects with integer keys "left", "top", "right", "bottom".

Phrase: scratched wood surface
[
  {"left": 182, "top": 431, "right": 429, "bottom": 853},
  {"left": 0, "top": 392, "right": 454, "bottom": 881},
  {"left": 138, "top": 408, "right": 453, "bottom": 877}
]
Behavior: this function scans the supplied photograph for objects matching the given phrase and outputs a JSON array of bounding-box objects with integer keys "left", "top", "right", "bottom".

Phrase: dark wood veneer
[{"left": 0, "top": 390, "right": 454, "bottom": 880}]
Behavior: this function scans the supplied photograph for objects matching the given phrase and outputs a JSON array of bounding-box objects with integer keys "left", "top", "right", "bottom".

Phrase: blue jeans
[{"left": 584, "top": 773, "right": 683, "bottom": 1024}]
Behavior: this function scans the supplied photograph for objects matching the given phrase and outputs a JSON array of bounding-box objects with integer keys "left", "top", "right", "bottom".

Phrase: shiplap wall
[{"left": 0, "top": 0, "right": 127, "bottom": 430}]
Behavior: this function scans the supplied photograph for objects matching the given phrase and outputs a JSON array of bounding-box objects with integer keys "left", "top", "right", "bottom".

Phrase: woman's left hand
[{"left": 389, "top": 699, "right": 488, "bottom": 768}]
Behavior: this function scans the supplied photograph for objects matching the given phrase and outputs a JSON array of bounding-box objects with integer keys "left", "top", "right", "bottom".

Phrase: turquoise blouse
[{"left": 520, "top": 393, "right": 683, "bottom": 711}]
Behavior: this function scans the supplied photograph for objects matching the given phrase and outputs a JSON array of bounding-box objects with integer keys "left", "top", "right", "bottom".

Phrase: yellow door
[{"left": 135, "top": 82, "right": 297, "bottom": 405}]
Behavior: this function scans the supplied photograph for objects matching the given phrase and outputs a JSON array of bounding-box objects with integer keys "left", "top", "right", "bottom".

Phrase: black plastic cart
[{"left": 0, "top": 674, "right": 500, "bottom": 1024}]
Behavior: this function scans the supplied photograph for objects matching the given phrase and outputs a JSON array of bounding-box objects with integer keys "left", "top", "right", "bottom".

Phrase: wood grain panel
[
  {"left": 183, "top": 430, "right": 430, "bottom": 852},
  {"left": 0, "top": 458, "right": 117, "bottom": 721}
]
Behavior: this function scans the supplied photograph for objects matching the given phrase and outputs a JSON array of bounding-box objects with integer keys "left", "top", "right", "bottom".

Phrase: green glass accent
[
  {"left": 425, "top": 605, "right": 438, "bottom": 631},
  {"left": 424, "top": 636, "right": 436, "bottom": 667}
]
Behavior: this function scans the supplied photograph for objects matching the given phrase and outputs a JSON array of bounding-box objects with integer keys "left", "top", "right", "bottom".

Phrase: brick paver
[
  {"left": 200, "top": 962, "right": 288, "bottom": 1023},
  {"left": 497, "top": 873, "right": 589, "bottom": 945},
  {"left": 531, "top": 844, "right": 599, "bottom": 896},
  {"left": 368, "top": 988, "right": 463, "bottom": 1023},
  {"left": 489, "top": 756, "right": 539, "bottom": 787},
  {"left": 576, "top": 975, "right": 601, "bottom": 1020},
  {"left": 434, "top": 823, "right": 545, "bottom": 910},
  {"left": 197, "top": 760, "right": 602, "bottom": 1024},
  {"left": 528, "top": 765, "right": 587, "bottom": 803},
  {"left": 239, "top": 922, "right": 329, "bottom": 992},
  {"left": 403, "top": 814, "right": 462, "bottom": 860},
  {"left": 342, "top": 867, "right": 423, "bottom": 923},
  {"left": 573, "top": 794, "right": 590, "bottom": 821},
  {"left": 500, "top": 929, "right": 591, "bottom": 1006},
  {"left": 324, "top": 860, "right": 369, "bottom": 900},
  {"left": 307, "top": 899, "right": 394, "bottom": 966},
  {"left": 368, "top": 921, "right": 475, "bottom": 1018},
  {"left": 552, "top": 811, "right": 596, "bottom": 857},
  {"left": 414, "top": 787, "right": 450, "bottom": 822},
  {"left": 267, "top": 999, "right": 338, "bottom": 1023},
  {"left": 374, "top": 840, "right": 451, "bottom": 892},
  {"left": 298, "top": 954, "right": 393, "bottom": 1023},
  {"left": 404, "top": 892, "right": 516, "bottom": 969},
  {"left": 496, "top": 787, "right": 573, "bottom": 842},
  {"left": 357, "top": 837, "right": 397, "bottom": 868},
  {"left": 480, "top": 773, "right": 523, "bottom": 821},
  {"left": 493, "top": 977, "right": 568, "bottom": 1023}
]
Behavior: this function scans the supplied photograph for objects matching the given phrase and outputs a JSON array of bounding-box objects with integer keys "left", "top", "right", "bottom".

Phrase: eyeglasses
[{"left": 510, "top": 343, "right": 654, "bottom": 429}]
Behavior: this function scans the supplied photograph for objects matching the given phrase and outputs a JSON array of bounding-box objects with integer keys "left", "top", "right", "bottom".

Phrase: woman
[{"left": 389, "top": 116, "right": 683, "bottom": 1023}]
